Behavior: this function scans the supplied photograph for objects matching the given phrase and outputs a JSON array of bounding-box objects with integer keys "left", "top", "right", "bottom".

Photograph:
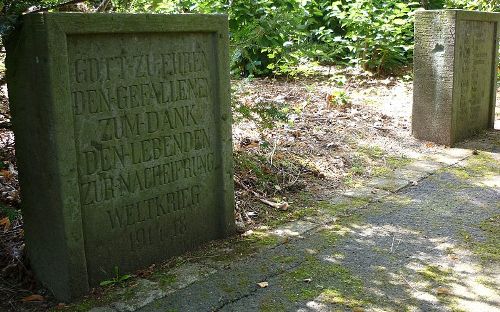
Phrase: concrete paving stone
[
  {"left": 394, "top": 168, "right": 429, "bottom": 182},
  {"left": 136, "top": 229, "right": 329, "bottom": 312},
  {"left": 403, "top": 159, "right": 445, "bottom": 174},
  {"left": 366, "top": 177, "right": 410, "bottom": 192},
  {"left": 89, "top": 308, "right": 117, "bottom": 312},
  {"left": 110, "top": 279, "right": 168, "bottom": 312},
  {"left": 342, "top": 187, "right": 391, "bottom": 201},
  {"left": 426, "top": 148, "right": 472, "bottom": 165},
  {"left": 271, "top": 220, "right": 318, "bottom": 237},
  {"left": 167, "top": 262, "right": 218, "bottom": 290}
]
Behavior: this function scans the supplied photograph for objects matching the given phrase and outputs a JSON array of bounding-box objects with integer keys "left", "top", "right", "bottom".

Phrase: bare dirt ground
[
  {"left": 232, "top": 68, "right": 450, "bottom": 228},
  {"left": 0, "top": 64, "right": 498, "bottom": 311}
]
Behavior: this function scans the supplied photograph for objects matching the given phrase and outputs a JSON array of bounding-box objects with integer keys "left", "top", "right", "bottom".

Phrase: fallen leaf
[
  {"left": 352, "top": 307, "right": 365, "bottom": 312},
  {"left": 21, "top": 294, "right": 44, "bottom": 302},
  {"left": 436, "top": 287, "right": 452, "bottom": 296},
  {"left": 0, "top": 217, "right": 11, "bottom": 232},
  {"left": 303, "top": 278, "right": 312, "bottom": 283},
  {"left": 257, "top": 281, "right": 269, "bottom": 288},
  {"left": 1, "top": 169, "right": 12, "bottom": 181}
]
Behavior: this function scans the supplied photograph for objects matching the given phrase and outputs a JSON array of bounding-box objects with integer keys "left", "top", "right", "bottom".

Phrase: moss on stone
[
  {"left": 475, "top": 276, "right": 497, "bottom": 290},
  {"left": 387, "top": 155, "right": 413, "bottom": 169},
  {"left": 418, "top": 265, "right": 452, "bottom": 284},
  {"left": 259, "top": 296, "right": 286, "bottom": 312},
  {"left": 272, "top": 255, "right": 297, "bottom": 264},
  {"left": 282, "top": 257, "right": 367, "bottom": 307},
  {"left": 445, "top": 166, "right": 471, "bottom": 180},
  {"left": 316, "top": 198, "right": 369, "bottom": 216},
  {"left": 463, "top": 153, "right": 499, "bottom": 177},
  {"left": 64, "top": 291, "right": 119, "bottom": 312},
  {"left": 320, "top": 289, "right": 365, "bottom": 307},
  {"left": 319, "top": 225, "right": 350, "bottom": 246},
  {"left": 156, "top": 273, "right": 177, "bottom": 289},
  {"left": 474, "top": 214, "right": 500, "bottom": 263}
]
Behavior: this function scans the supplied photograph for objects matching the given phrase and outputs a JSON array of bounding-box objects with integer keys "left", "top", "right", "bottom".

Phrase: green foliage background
[{"left": 1, "top": 0, "right": 499, "bottom": 75}]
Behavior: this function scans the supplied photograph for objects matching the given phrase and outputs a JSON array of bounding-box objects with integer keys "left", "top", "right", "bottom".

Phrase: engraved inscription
[
  {"left": 455, "top": 20, "right": 494, "bottom": 135},
  {"left": 67, "top": 33, "right": 220, "bottom": 281}
]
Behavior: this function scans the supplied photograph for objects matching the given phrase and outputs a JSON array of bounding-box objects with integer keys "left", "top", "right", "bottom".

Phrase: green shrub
[
  {"left": 6, "top": 0, "right": 498, "bottom": 77},
  {"left": 444, "top": 0, "right": 500, "bottom": 11},
  {"left": 328, "top": 0, "right": 420, "bottom": 73}
]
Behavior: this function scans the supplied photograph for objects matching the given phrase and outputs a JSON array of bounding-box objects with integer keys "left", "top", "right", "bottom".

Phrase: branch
[
  {"left": 234, "top": 176, "right": 289, "bottom": 210},
  {"left": 96, "top": 0, "right": 112, "bottom": 12}
]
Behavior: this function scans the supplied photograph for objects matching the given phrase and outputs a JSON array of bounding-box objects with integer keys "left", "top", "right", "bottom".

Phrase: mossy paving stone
[
  {"left": 135, "top": 228, "right": 336, "bottom": 312},
  {"left": 211, "top": 160, "right": 499, "bottom": 311},
  {"left": 91, "top": 153, "right": 499, "bottom": 312}
]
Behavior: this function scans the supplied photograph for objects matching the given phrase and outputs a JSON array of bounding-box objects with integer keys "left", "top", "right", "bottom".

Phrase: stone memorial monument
[
  {"left": 413, "top": 10, "right": 499, "bottom": 146},
  {"left": 6, "top": 13, "right": 235, "bottom": 300}
]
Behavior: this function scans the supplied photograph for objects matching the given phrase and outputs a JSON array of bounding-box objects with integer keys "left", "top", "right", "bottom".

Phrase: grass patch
[
  {"left": 315, "top": 198, "right": 369, "bottom": 216},
  {"left": 272, "top": 255, "right": 297, "bottom": 264},
  {"left": 386, "top": 155, "right": 412, "bottom": 168},
  {"left": 475, "top": 276, "right": 497, "bottom": 290},
  {"left": 259, "top": 296, "right": 286, "bottom": 312},
  {"left": 320, "top": 289, "right": 365, "bottom": 307},
  {"left": 282, "top": 257, "right": 369, "bottom": 308},
  {"left": 418, "top": 265, "right": 452, "bottom": 284},
  {"left": 463, "top": 153, "right": 499, "bottom": 177},
  {"left": 344, "top": 144, "right": 413, "bottom": 182},
  {"left": 358, "top": 146, "right": 385, "bottom": 159},
  {"left": 475, "top": 215, "right": 500, "bottom": 263},
  {"left": 156, "top": 273, "right": 177, "bottom": 289}
]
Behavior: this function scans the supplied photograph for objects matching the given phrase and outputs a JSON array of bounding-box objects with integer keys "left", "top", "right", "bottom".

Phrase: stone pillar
[
  {"left": 413, "top": 10, "right": 499, "bottom": 146},
  {"left": 6, "top": 13, "right": 235, "bottom": 301}
]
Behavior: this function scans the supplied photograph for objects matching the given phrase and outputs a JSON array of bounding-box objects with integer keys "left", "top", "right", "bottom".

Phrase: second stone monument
[{"left": 413, "top": 10, "right": 499, "bottom": 146}]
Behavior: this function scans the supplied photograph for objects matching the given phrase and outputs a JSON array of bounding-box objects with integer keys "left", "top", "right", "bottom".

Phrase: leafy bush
[
  {"left": 328, "top": 0, "right": 420, "bottom": 73},
  {"left": 225, "top": 0, "right": 423, "bottom": 75},
  {"left": 3, "top": 0, "right": 499, "bottom": 77},
  {"left": 444, "top": 0, "right": 500, "bottom": 11},
  {"left": 228, "top": 0, "right": 306, "bottom": 76}
]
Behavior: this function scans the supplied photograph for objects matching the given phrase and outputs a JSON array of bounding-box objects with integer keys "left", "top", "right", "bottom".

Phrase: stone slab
[
  {"left": 413, "top": 10, "right": 499, "bottom": 146},
  {"left": 6, "top": 13, "right": 234, "bottom": 301},
  {"left": 342, "top": 187, "right": 391, "bottom": 201},
  {"left": 366, "top": 177, "right": 410, "bottom": 192},
  {"left": 402, "top": 159, "right": 444, "bottom": 174},
  {"left": 271, "top": 220, "right": 318, "bottom": 237},
  {"left": 111, "top": 279, "right": 167, "bottom": 312},
  {"left": 393, "top": 168, "right": 429, "bottom": 182}
]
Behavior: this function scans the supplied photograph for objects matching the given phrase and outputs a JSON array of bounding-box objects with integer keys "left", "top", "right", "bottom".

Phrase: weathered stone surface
[
  {"left": 403, "top": 159, "right": 444, "bottom": 174},
  {"left": 413, "top": 10, "right": 499, "bottom": 146},
  {"left": 366, "top": 177, "right": 410, "bottom": 192},
  {"left": 6, "top": 13, "right": 234, "bottom": 301},
  {"left": 271, "top": 220, "right": 318, "bottom": 237},
  {"left": 111, "top": 279, "right": 167, "bottom": 312},
  {"left": 342, "top": 187, "right": 391, "bottom": 200}
]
